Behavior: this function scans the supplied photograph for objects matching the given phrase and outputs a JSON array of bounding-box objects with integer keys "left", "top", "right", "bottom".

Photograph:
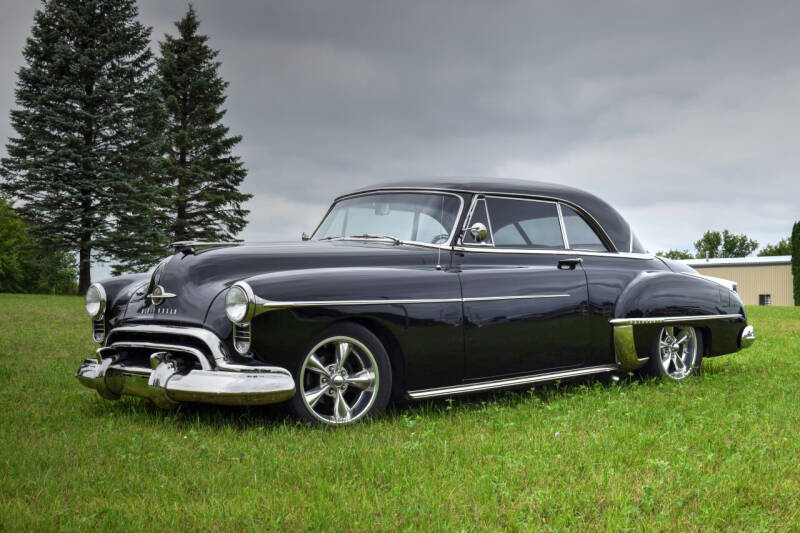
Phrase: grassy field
[{"left": 0, "top": 294, "right": 798, "bottom": 531}]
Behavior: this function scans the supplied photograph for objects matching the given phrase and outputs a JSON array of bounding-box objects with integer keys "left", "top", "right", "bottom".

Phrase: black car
[{"left": 77, "top": 178, "right": 756, "bottom": 425}]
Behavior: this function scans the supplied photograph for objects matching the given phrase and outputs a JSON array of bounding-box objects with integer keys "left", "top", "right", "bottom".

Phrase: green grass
[{"left": 0, "top": 294, "right": 798, "bottom": 532}]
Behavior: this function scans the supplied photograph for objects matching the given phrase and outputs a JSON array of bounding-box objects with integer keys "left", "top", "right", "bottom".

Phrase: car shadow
[
  {"left": 88, "top": 358, "right": 744, "bottom": 431},
  {"left": 88, "top": 371, "right": 645, "bottom": 431}
]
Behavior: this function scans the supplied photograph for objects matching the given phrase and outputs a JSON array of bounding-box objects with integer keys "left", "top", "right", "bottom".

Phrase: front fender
[{"left": 209, "top": 267, "right": 464, "bottom": 391}]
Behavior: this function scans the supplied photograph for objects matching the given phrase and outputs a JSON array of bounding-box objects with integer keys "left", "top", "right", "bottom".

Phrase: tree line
[
  {"left": 1, "top": 1, "right": 250, "bottom": 294},
  {"left": 658, "top": 229, "right": 795, "bottom": 260}
]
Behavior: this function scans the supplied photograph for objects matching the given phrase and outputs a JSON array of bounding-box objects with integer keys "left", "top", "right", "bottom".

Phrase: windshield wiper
[{"left": 346, "top": 233, "right": 403, "bottom": 245}]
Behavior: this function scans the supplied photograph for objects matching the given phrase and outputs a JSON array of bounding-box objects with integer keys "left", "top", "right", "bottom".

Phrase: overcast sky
[{"left": 2, "top": 1, "right": 799, "bottom": 278}]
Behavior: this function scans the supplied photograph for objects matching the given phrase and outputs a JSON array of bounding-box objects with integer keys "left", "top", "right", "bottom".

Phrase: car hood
[{"left": 116, "top": 240, "right": 440, "bottom": 333}]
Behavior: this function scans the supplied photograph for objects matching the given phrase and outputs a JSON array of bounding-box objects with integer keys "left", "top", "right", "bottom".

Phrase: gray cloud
[{"left": 1, "top": 0, "right": 798, "bottom": 279}]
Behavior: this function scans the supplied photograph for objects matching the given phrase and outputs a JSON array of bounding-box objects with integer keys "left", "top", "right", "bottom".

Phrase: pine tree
[
  {"left": 792, "top": 221, "right": 800, "bottom": 306},
  {"left": 1, "top": 0, "right": 165, "bottom": 293},
  {"left": 157, "top": 5, "right": 251, "bottom": 243}
]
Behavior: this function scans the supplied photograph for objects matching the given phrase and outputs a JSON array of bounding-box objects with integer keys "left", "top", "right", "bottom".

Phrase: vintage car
[{"left": 77, "top": 178, "right": 756, "bottom": 425}]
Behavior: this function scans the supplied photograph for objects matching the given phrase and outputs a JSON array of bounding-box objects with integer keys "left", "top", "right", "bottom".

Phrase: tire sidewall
[{"left": 288, "top": 322, "right": 393, "bottom": 425}]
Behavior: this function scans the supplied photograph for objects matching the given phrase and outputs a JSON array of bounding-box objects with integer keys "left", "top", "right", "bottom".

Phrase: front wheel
[
  {"left": 288, "top": 323, "right": 392, "bottom": 425},
  {"left": 645, "top": 325, "right": 703, "bottom": 380}
]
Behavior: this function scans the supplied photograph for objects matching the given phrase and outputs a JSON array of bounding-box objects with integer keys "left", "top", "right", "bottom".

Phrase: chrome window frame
[
  {"left": 320, "top": 186, "right": 653, "bottom": 260},
  {"left": 459, "top": 194, "right": 623, "bottom": 256},
  {"left": 344, "top": 185, "right": 620, "bottom": 252},
  {"left": 310, "top": 190, "right": 466, "bottom": 248}
]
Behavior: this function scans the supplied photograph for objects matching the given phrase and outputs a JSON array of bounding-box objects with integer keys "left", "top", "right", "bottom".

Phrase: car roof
[{"left": 341, "top": 177, "right": 638, "bottom": 253}]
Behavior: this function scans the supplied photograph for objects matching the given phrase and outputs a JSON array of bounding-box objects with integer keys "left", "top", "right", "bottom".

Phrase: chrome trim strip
[
  {"left": 310, "top": 190, "right": 466, "bottom": 247},
  {"left": 256, "top": 293, "right": 570, "bottom": 310},
  {"left": 556, "top": 202, "right": 570, "bottom": 249},
  {"left": 453, "top": 246, "right": 653, "bottom": 260},
  {"left": 464, "top": 294, "right": 570, "bottom": 302},
  {"left": 407, "top": 365, "right": 619, "bottom": 399},
  {"left": 609, "top": 314, "right": 744, "bottom": 326}
]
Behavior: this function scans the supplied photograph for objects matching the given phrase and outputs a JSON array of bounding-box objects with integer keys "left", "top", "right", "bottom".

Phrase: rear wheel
[
  {"left": 288, "top": 323, "right": 392, "bottom": 425},
  {"left": 646, "top": 325, "right": 703, "bottom": 380}
]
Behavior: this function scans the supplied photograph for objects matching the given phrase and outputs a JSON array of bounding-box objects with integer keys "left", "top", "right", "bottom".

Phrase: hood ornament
[{"left": 147, "top": 285, "right": 177, "bottom": 306}]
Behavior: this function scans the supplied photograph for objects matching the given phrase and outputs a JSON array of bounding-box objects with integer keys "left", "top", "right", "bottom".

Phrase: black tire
[
  {"left": 645, "top": 325, "right": 703, "bottom": 380},
  {"left": 288, "top": 322, "right": 392, "bottom": 425}
]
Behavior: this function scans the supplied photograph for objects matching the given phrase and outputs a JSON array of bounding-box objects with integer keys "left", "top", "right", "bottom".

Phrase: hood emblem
[{"left": 147, "top": 285, "right": 177, "bottom": 306}]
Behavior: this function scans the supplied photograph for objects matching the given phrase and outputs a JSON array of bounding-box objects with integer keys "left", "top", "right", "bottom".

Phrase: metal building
[{"left": 681, "top": 256, "right": 794, "bottom": 306}]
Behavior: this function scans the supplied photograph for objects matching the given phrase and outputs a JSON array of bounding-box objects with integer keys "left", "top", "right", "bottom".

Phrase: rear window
[{"left": 560, "top": 204, "right": 606, "bottom": 251}]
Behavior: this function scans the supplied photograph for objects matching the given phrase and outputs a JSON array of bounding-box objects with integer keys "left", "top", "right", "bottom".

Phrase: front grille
[
  {"left": 106, "top": 330, "right": 213, "bottom": 360},
  {"left": 233, "top": 324, "right": 251, "bottom": 354},
  {"left": 104, "top": 326, "right": 222, "bottom": 371}
]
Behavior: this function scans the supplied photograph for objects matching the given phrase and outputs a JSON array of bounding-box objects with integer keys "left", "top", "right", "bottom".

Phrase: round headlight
[
  {"left": 225, "top": 283, "right": 254, "bottom": 324},
  {"left": 85, "top": 283, "right": 107, "bottom": 320}
]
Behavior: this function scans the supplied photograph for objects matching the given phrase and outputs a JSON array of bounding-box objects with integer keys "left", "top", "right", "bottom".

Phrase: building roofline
[{"left": 681, "top": 255, "right": 792, "bottom": 267}]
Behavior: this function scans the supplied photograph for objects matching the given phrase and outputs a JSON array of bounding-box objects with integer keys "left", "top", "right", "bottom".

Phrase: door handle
[{"left": 557, "top": 257, "right": 583, "bottom": 270}]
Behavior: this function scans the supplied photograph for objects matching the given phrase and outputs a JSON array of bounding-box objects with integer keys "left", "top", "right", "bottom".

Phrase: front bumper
[{"left": 76, "top": 325, "right": 296, "bottom": 408}]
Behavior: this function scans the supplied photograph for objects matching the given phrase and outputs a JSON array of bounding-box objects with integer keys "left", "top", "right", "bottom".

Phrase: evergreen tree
[
  {"left": 1, "top": 0, "right": 164, "bottom": 293},
  {"left": 792, "top": 221, "right": 800, "bottom": 306},
  {"left": 156, "top": 5, "right": 251, "bottom": 243}
]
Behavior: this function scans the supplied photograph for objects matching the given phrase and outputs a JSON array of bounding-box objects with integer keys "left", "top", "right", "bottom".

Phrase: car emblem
[{"left": 148, "top": 285, "right": 177, "bottom": 306}]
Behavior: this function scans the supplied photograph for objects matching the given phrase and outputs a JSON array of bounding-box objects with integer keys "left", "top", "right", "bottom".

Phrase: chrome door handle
[{"left": 557, "top": 257, "right": 583, "bottom": 270}]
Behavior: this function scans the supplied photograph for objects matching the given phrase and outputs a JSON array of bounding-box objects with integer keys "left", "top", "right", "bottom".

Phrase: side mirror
[
  {"left": 468, "top": 222, "right": 488, "bottom": 243},
  {"left": 301, "top": 232, "right": 311, "bottom": 241}
]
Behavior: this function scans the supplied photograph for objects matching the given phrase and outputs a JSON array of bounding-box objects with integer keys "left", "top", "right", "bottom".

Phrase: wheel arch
[{"left": 337, "top": 316, "right": 407, "bottom": 401}]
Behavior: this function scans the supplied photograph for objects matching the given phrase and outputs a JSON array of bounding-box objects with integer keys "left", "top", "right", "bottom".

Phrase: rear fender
[{"left": 612, "top": 271, "right": 746, "bottom": 369}]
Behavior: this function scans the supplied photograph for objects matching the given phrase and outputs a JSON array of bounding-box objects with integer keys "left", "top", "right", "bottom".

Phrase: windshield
[{"left": 314, "top": 192, "right": 461, "bottom": 245}]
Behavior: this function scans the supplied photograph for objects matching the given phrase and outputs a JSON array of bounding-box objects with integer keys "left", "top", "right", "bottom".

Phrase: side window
[
  {"left": 560, "top": 204, "right": 607, "bottom": 251},
  {"left": 485, "top": 197, "right": 564, "bottom": 249},
  {"left": 462, "top": 198, "right": 493, "bottom": 245}
]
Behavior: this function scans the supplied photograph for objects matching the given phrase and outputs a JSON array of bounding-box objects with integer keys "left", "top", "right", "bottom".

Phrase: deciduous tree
[
  {"left": 694, "top": 230, "right": 758, "bottom": 258},
  {"left": 657, "top": 249, "right": 694, "bottom": 260},
  {"left": 758, "top": 237, "right": 792, "bottom": 257}
]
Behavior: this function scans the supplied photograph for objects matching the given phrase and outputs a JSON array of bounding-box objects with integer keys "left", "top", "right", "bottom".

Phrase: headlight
[
  {"left": 85, "top": 283, "right": 107, "bottom": 320},
  {"left": 225, "top": 282, "right": 255, "bottom": 324}
]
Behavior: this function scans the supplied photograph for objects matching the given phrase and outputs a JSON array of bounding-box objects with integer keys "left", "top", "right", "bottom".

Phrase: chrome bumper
[
  {"left": 75, "top": 325, "right": 296, "bottom": 408},
  {"left": 739, "top": 325, "right": 756, "bottom": 349}
]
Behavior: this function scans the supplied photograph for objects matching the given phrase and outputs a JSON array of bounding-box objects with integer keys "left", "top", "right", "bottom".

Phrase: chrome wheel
[
  {"left": 299, "top": 336, "right": 379, "bottom": 425},
  {"left": 658, "top": 326, "right": 698, "bottom": 379}
]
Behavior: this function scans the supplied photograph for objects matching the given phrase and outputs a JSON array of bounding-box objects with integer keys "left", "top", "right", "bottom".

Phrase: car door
[{"left": 456, "top": 195, "right": 592, "bottom": 380}]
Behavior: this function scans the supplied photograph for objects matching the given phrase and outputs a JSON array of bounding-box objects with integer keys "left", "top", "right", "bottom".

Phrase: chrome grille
[{"left": 233, "top": 323, "right": 251, "bottom": 354}]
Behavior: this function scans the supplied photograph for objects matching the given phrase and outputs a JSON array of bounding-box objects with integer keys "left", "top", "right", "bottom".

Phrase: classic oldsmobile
[{"left": 77, "top": 178, "right": 756, "bottom": 425}]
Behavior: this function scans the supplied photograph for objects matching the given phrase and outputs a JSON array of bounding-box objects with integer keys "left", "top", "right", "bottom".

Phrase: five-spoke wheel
[
  {"left": 289, "top": 323, "right": 392, "bottom": 425},
  {"left": 646, "top": 325, "right": 702, "bottom": 380}
]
